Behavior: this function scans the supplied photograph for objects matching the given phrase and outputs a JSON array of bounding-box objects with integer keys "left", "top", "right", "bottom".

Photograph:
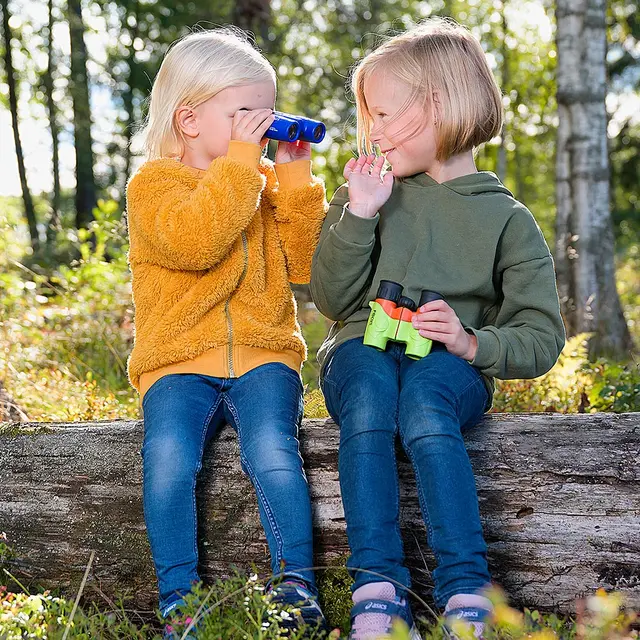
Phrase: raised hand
[
  {"left": 343, "top": 154, "right": 394, "bottom": 219},
  {"left": 231, "top": 108, "right": 275, "bottom": 145}
]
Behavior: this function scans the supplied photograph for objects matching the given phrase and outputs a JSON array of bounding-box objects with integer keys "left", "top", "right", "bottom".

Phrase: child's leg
[
  {"left": 223, "top": 363, "right": 316, "bottom": 588},
  {"left": 321, "top": 338, "right": 409, "bottom": 592},
  {"left": 397, "top": 348, "right": 491, "bottom": 608},
  {"left": 141, "top": 374, "right": 226, "bottom": 616}
]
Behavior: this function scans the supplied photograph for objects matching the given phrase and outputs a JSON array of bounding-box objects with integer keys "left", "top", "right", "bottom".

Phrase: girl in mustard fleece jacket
[{"left": 126, "top": 28, "right": 328, "bottom": 637}]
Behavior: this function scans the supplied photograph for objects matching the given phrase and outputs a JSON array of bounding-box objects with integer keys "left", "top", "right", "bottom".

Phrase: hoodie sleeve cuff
[
  {"left": 333, "top": 205, "right": 379, "bottom": 245},
  {"left": 274, "top": 159, "right": 313, "bottom": 191},
  {"left": 226, "top": 140, "right": 263, "bottom": 169},
  {"left": 466, "top": 327, "right": 500, "bottom": 370}
]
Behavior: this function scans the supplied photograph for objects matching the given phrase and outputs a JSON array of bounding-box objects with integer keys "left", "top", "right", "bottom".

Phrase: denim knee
[{"left": 143, "top": 434, "right": 201, "bottom": 501}]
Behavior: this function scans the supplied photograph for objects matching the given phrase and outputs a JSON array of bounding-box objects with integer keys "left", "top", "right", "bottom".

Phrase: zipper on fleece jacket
[{"left": 225, "top": 231, "right": 249, "bottom": 377}]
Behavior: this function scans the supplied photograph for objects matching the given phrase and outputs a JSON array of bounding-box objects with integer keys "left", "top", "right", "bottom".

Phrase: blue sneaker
[{"left": 266, "top": 578, "right": 329, "bottom": 637}]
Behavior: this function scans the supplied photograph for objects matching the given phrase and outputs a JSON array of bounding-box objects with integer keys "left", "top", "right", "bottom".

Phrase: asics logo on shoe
[
  {"left": 365, "top": 602, "right": 389, "bottom": 611},
  {"left": 457, "top": 611, "right": 479, "bottom": 619}
]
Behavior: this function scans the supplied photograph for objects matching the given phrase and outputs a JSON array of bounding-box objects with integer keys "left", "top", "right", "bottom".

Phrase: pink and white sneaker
[{"left": 349, "top": 581, "right": 422, "bottom": 640}]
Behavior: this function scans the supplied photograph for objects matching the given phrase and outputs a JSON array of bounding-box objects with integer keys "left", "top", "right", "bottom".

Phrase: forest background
[{"left": 1, "top": 0, "right": 639, "bottom": 423}]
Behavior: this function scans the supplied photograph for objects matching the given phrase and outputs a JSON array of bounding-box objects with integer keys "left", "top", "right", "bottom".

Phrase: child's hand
[
  {"left": 412, "top": 299, "right": 478, "bottom": 361},
  {"left": 231, "top": 108, "right": 275, "bottom": 145},
  {"left": 276, "top": 139, "right": 311, "bottom": 164},
  {"left": 344, "top": 154, "right": 394, "bottom": 219}
]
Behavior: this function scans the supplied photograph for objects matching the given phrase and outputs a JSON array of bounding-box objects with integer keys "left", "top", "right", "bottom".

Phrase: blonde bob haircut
[
  {"left": 352, "top": 18, "right": 503, "bottom": 161},
  {"left": 137, "top": 28, "right": 276, "bottom": 160}
]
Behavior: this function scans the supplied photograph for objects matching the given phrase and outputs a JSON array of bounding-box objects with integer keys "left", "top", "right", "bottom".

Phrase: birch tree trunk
[{"left": 554, "top": 0, "right": 633, "bottom": 358}]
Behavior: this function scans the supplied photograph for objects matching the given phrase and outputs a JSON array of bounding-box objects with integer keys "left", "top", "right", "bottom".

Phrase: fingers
[
  {"left": 276, "top": 138, "right": 311, "bottom": 164},
  {"left": 418, "top": 299, "right": 449, "bottom": 313},
  {"left": 416, "top": 329, "right": 454, "bottom": 343},
  {"left": 413, "top": 309, "right": 451, "bottom": 324},
  {"left": 254, "top": 112, "right": 275, "bottom": 138},
  {"left": 370, "top": 154, "right": 385, "bottom": 179},
  {"left": 343, "top": 153, "right": 388, "bottom": 180},
  {"left": 351, "top": 154, "right": 375, "bottom": 174},
  {"left": 232, "top": 108, "right": 274, "bottom": 143},
  {"left": 414, "top": 321, "right": 455, "bottom": 334},
  {"left": 343, "top": 157, "right": 357, "bottom": 180}
]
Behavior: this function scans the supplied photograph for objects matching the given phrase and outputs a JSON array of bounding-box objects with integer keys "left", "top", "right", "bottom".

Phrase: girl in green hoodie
[{"left": 309, "top": 18, "right": 565, "bottom": 640}]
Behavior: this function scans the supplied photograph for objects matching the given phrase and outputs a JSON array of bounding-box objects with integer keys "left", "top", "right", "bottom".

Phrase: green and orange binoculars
[{"left": 363, "top": 280, "right": 443, "bottom": 359}]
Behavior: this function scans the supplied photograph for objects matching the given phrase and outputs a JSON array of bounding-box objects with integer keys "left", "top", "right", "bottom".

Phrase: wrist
[
  {"left": 347, "top": 201, "right": 377, "bottom": 219},
  {"left": 462, "top": 331, "right": 478, "bottom": 361}
]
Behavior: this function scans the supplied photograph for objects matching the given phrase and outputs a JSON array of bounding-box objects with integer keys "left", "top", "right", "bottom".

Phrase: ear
[{"left": 175, "top": 106, "right": 199, "bottom": 139}]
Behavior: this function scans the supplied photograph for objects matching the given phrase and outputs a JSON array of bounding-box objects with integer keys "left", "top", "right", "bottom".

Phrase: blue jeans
[
  {"left": 321, "top": 338, "right": 491, "bottom": 608},
  {"left": 141, "top": 363, "right": 316, "bottom": 616}
]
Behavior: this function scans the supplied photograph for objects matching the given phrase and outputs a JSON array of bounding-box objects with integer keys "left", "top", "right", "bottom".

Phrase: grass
[{"left": 0, "top": 568, "right": 637, "bottom": 639}]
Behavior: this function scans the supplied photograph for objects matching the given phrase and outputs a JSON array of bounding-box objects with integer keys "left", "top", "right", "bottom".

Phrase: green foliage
[
  {"left": 1, "top": 577, "right": 638, "bottom": 639},
  {"left": 316, "top": 559, "right": 353, "bottom": 631},
  {"left": 493, "top": 335, "right": 640, "bottom": 414},
  {"left": 0, "top": 198, "right": 138, "bottom": 422},
  {"left": 582, "top": 359, "right": 640, "bottom": 413}
]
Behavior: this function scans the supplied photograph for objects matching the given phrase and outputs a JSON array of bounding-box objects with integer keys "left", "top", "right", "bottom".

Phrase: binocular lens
[
  {"left": 287, "top": 123, "right": 299, "bottom": 141},
  {"left": 312, "top": 125, "right": 324, "bottom": 141}
]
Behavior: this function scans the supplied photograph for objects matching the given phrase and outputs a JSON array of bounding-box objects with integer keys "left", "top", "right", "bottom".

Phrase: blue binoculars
[{"left": 266, "top": 112, "right": 326, "bottom": 144}]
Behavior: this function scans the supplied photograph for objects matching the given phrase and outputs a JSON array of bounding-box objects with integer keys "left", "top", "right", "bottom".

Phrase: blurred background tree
[{"left": 0, "top": 0, "right": 638, "bottom": 421}]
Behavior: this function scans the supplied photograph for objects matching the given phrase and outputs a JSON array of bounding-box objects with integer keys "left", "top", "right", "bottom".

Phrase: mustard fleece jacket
[{"left": 126, "top": 141, "right": 327, "bottom": 392}]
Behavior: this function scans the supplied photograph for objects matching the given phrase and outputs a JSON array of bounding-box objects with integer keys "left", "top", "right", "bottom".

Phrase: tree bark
[
  {"left": 1, "top": 414, "right": 639, "bottom": 613},
  {"left": 44, "top": 0, "right": 62, "bottom": 246},
  {"left": 1, "top": 0, "right": 39, "bottom": 252},
  {"left": 554, "top": 0, "right": 633, "bottom": 358},
  {"left": 67, "top": 0, "right": 97, "bottom": 229}
]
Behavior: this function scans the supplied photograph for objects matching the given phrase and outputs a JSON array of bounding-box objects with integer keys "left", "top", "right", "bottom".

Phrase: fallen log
[{"left": 1, "top": 413, "right": 639, "bottom": 614}]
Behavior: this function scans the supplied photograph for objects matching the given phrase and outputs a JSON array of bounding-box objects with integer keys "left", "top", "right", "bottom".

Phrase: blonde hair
[
  {"left": 352, "top": 18, "right": 503, "bottom": 161},
  {"left": 137, "top": 28, "right": 276, "bottom": 160}
]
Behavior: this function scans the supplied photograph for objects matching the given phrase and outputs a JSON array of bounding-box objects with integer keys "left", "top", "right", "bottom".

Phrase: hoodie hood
[{"left": 399, "top": 170, "right": 513, "bottom": 197}]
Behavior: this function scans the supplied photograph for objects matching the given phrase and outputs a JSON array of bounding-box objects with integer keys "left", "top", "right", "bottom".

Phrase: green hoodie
[{"left": 309, "top": 171, "right": 565, "bottom": 395}]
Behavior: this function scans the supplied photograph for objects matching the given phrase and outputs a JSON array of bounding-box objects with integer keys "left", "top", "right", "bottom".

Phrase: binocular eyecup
[
  {"left": 376, "top": 280, "right": 443, "bottom": 309},
  {"left": 266, "top": 112, "right": 326, "bottom": 144}
]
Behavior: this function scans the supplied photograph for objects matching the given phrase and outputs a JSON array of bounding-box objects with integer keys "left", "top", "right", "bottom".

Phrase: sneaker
[
  {"left": 162, "top": 600, "right": 198, "bottom": 640},
  {"left": 444, "top": 594, "right": 493, "bottom": 640},
  {"left": 266, "top": 578, "right": 329, "bottom": 637},
  {"left": 349, "top": 581, "right": 422, "bottom": 640},
  {"left": 162, "top": 614, "right": 197, "bottom": 640}
]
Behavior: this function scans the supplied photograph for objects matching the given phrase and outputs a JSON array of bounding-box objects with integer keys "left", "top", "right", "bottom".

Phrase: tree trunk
[
  {"left": 67, "top": 0, "right": 97, "bottom": 229},
  {"left": 1, "top": 0, "right": 39, "bottom": 252},
  {"left": 554, "top": 0, "right": 633, "bottom": 358},
  {"left": 44, "top": 0, "right": 62, "bottom": 246},
  {"left": 1, "top": 414, "right": 639, "bottom": 613}
]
